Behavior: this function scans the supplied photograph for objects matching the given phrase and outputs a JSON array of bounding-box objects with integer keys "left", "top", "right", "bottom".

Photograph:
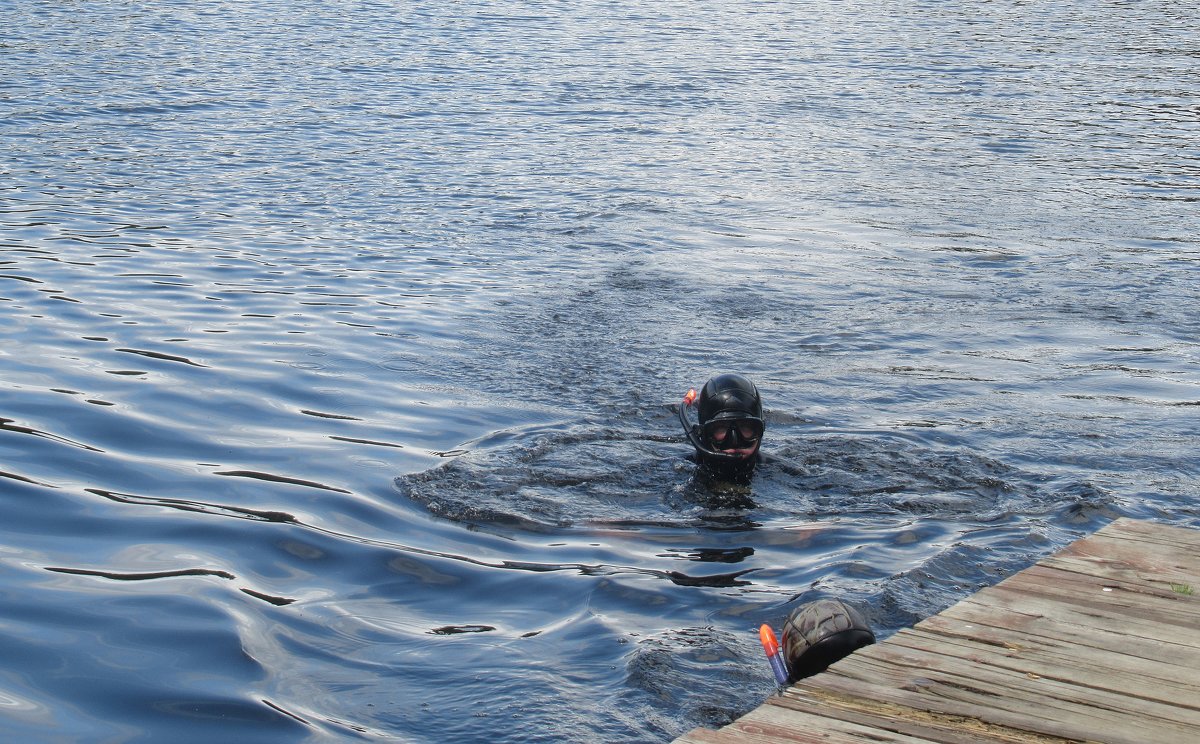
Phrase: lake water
[{"left": 2, "top": 1, "right": 1198, "bottom": 741}]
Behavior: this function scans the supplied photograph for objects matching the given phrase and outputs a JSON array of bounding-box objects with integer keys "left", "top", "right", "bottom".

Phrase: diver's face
[{"left": 705, "top": 419, "right": 763, "bottom": 459}]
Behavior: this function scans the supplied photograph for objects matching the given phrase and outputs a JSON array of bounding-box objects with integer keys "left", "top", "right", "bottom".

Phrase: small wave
[
  {"left": 45, "top": 565, "right": 298, "bottom": 606},
  {"left": 300, "top": 409, "right": 362, "bottom": 420},
  {"left": 46, "top": 566, "right": 236, "bottom": 581},
  {"left": 213, "top": 470, "right": 351, "bottom": 494},
  {"left": 623, "top": 626, "right": 765, "bottom": 733},
  {"left": 328, "top": 435, "right": 404, "bottom": 448},
  {"left": 0, "top": 417, "right": 103, "bottom": 452},
  {"left": 429, "top": 624, "right": 496, "bottom": 635},
  {"left": 87, "top": 487, "right": 299, "bottom": 523},
  {"left": 115, "top": 348, "right": 208, "bottom": 367},
  {"left": 0, "top": 469, "right": 54, "bottom": 487}
]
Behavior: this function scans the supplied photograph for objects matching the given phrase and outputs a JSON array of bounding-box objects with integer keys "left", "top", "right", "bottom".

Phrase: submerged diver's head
[{"left": 679, "top": 373, "right": 765, "bottom": 475}]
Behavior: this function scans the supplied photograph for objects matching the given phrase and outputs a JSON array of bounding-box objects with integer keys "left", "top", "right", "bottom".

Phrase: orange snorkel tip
[
  {"left": 759, "top": 623, "right": 789, "bottom": 687},
  {"left": 683, "top": 388, "right": 698, "bottom": 406},
  {"left": 759, "top": 624, "right": 779, "bottom": 654}
]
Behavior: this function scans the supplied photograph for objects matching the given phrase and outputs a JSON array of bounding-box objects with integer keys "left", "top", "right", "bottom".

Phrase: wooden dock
[{"left": 675, "top": 518, "right": 1200, "bottom": 744}]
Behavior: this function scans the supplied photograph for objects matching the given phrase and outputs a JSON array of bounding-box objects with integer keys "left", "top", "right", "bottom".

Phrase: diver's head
[
  {"left": 679, "top": 373, "right": 765, "bottom": 473},
  {"left": 698, "top": 373, "right": 764, "bottom": 460}
]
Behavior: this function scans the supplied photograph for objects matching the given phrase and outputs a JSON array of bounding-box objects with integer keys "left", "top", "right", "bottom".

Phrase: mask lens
[
  {"left": 704, "top": 419, "right": 762, "bottom": 446},
  {"left": 736, "top": 420, "right": 763, "bottom": 441}
]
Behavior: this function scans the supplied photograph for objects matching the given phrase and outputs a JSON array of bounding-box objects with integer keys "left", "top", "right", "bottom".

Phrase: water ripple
[{"left": 1, "top": 1, "right": 1198, "bottom": 742}]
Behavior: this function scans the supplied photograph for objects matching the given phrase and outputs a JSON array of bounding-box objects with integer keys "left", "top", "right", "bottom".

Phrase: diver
[
  {"left": 680, "top": 374, "right": 877, "bottom": 681},
  {"left": 678, "top": 373, "right": 766, "bottom": 483}
]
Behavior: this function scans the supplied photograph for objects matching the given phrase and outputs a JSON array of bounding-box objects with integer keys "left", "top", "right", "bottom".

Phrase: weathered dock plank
[{"left": 675, "top": 518, "right": 1200, "bottom": 744}]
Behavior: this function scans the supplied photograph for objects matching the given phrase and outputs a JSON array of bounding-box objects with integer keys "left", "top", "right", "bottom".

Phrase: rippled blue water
[{"left": 2, "top": 1, "right": 1198, "bottom": 741}]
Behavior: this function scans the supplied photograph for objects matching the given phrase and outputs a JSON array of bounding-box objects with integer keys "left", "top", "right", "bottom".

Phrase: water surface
[{"left": 2, "top": 1, "right": 1198, "bottom": 741}]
